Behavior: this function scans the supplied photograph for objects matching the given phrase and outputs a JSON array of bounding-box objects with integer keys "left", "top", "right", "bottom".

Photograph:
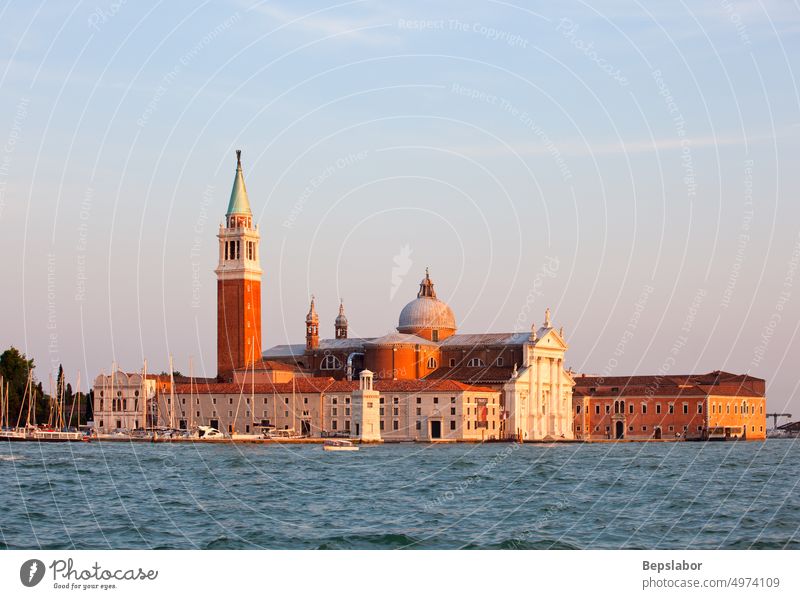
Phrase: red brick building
[{"left": 572, "top": 371, "right": 767, "bottom": 441}]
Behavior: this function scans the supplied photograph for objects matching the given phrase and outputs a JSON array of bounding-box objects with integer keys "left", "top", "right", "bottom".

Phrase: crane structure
[{"left": 766, "top": 413, "right": 792, "bottom": 429}]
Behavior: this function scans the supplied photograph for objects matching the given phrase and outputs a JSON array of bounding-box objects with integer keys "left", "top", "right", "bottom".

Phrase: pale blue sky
[{"left": 1, "top": 1, "right": 799, "bottom": 414}]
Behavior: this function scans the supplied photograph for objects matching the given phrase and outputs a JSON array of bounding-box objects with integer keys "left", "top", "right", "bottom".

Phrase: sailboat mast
[
  {"left": 70, "top": 371, "right": 80, "bottom": 430},
  {"left": 189, "top": 356, "right": 194, "bottom": 430},
  {"left": 169, "top": 355, "right": 175, "bottom": 429},
  {"left": 142, "top": 359, "right": 147, "bottom": 431},
  {"left": 26, "top": 370, "right": 34, "bottom": 428},
  {"left": 251, "top": 344, "right": 255, "bottom": 434},
  {"left": 111, "top": 363, "right": 115, "bottom": 430}
]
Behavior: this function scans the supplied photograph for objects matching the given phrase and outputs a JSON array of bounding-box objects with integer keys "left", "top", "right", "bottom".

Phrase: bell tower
[
  {"left": 306, "top": 296, "right": 319, "bottom": 350},
  {"left": 335, "top": 299, "right": 348, "bottom": 339},
  {"left": 216, "top": 150, "right": 262, "bottom": 379}
]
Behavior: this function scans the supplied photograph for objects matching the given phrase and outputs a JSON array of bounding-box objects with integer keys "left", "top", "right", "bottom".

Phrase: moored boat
[{"left": 323, "top": 439, "right": 358, "bottom": 452}]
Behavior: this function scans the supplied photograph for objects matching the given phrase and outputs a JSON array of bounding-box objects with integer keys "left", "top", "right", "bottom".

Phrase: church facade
[{"left": 92, "top": 150, "right": 765, "bottom": 441}]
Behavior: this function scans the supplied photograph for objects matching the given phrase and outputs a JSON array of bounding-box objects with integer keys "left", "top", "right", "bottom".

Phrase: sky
[{"left": 0, "top": 1, "right": 798, "bottom": 415}]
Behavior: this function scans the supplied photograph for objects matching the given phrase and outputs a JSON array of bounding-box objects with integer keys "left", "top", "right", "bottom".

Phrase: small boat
[
  {"left": 197, "top": 426, "right": 226, "bottom": 439},
  {"left": 30, "top": 429, "right": 85, "bottom": 442},
  {"left": 323, "top": 439, "right": 358, "bottom": 452}
]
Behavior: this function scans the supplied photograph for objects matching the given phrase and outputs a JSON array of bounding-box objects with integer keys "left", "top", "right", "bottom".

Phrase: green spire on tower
[{"left": 226, "top": 149, "right": 252, "bottom": 216}]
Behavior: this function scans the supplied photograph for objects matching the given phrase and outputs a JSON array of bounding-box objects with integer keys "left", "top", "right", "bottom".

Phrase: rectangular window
[
  {"left": 332, "top": 407, "right": 338, "bottom": 416},
  {"left": 642, "top": 404, "right": 647, "bottom": 414},
  {"left": 345, "top": 407, "right": 350, "bottom": 416},
  {"left": 698, "top": 403, "right": 703, "bottom": 414},
  {"left": 450, "top": 420, "right": 456, "bottom": 430},
  {"left": 682, "top": 404, "right": 688, "bottom": 414},
  {"left": 416, "top": 407, "right": 421, "bottom": 416},
  {"left": 416, "top": 397, "right": 422, "bottom": 404},
  {"left": 595, "top": 405, "right": 600, "bottom": 415},
  {"left": 450, "top": 397, "right": 456, "bottom": 404},
  {"left": 345, "top": 420, "right": 350, "bottom": 431},
  {"left": 450, "top": 407, "right": 456, "bottom": 415},
  {"left": 380, "top": 421, "right": 384, "bottom": 431},
  {"left": 605, "top": 404, "right": 610, "bottom": 414},
  {"left": 332, "top": 421, "right": 338, "bottom": 430},
  {"left": 669, "top": 404, "right": 674, "bottom": 414},
  {"left": 416, "top": 421, "right": 421, "bottom": 430},
  {"left": 433, "top": 397, "right": 438, "bottom": 404},
  {"left": 629, "top": 404, "right": 634, "bottom": 414},
  {"left": 656, "top": 404, "right": 662, "bottom": 414},
  {"left": 393, "top": 420, "right": 398, "bottom": 431},
  {"left": 393, "top": 407, "right": 399, "bottom": 416},
  {"left": 380, "top": 407, "right": 384, "bottom": 416},
  {"left": 576, "top": 405, "right": 581, "bottom": 414},
  {"left": 379, "top": 397, "right": 384, "bottom": 404}
]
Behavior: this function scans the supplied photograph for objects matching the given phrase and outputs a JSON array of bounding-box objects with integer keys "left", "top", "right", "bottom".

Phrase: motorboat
[
  {"left": 323, "top": 439, "right": 358, "bottom": 452},
  {"left": 197, "top": 426, "right": 226, "bottom": 439}
]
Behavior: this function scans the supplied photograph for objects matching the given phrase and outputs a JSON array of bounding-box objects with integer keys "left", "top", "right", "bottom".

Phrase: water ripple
[{"left": 0, "top": 440, "right": 798, "bottom": 549}]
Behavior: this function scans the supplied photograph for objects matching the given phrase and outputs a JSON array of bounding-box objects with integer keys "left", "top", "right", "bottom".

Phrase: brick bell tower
[{"left": 215, "top": 150, "right": 262, "bottom": 379}]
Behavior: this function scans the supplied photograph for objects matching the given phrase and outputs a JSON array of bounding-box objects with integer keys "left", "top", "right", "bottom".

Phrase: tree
[
  {"left": 158, "top": 370, "right": 183, "bottom": 379},
  {"left": 0, "top": 347, "right": 34, "bottom": 426},
  {"left": 84, "top": 389, "right": 94, "bottom": 423}
]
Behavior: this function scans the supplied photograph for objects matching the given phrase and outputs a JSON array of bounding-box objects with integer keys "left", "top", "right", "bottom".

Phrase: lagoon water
[{"left": 1, "top": 440, "right": 798, "bottom": 549}]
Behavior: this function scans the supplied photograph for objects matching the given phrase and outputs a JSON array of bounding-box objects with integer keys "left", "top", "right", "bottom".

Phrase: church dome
[{"left": 397, "top": 269, "right": 456, "bottom": 335}]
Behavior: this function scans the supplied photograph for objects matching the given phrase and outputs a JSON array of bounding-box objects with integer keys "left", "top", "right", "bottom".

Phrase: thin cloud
[
  {"left": 245, "top": 1, "right": 398, "bottom": 46},
  {"left": 447, "top": 133, "right": 775, "bottom": 158}
]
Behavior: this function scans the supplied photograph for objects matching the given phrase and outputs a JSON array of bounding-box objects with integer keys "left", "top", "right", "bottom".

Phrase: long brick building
[{"left": 572, "top": 371, "right": 767, "bottom": 440}]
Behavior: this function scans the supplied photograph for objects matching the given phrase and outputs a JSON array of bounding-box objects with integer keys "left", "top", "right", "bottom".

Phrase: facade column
[
  {"left": 557, "top": 358, "right": 565, "bottom": 436},
  {"left": 535, "top": 356, "right": 542, "bottom": 439},
  {"left": 549, "top": 357, "right": 557, "bottom": 435}
]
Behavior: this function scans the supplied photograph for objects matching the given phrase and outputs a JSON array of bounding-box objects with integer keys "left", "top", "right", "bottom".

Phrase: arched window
[
  {"left": 427, "top": 357, "right": 437, "bottom": 369},
  {"left": 321, "top": 355, "right": 342, "bottom": 370},
  {"left": 467, "top": 358, "right": 485, "bottom": 367}
]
